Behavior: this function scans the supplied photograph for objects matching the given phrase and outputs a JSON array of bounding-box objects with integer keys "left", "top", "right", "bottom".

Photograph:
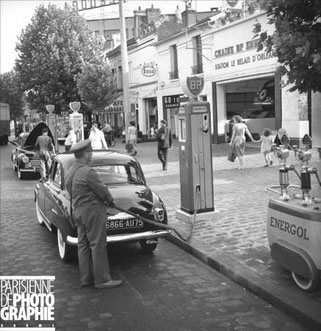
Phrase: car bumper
[{"left": 66, "top": 229, "right": 171, "bottom": 245}]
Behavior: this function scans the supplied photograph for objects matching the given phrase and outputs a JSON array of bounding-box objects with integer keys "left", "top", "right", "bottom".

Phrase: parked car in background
[
  {"left": 34, "top": 150, "right": 170, "bottom": 262},
  {"left": 11, "top": 122, "right": 54, "bottom": 179}
]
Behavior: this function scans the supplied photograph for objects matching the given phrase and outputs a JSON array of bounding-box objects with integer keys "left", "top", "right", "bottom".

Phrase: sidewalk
[{"left": 134, "top": 141, "right": 321, "bottom": 330}]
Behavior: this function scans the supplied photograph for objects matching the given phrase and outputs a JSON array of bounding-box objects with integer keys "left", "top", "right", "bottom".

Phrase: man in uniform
[
  {"left": 65, "top": 139, "right": 122, "bottom": 289},
  {"left": 35, "top": 127, "right": 55, "bottom": 179}
]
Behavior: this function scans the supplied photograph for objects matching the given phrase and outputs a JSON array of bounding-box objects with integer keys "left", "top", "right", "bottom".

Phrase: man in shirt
[
  {"left": 156, "top": 120, "right": 172, "bottom": 171},
  {"left": 64, "top": 126, "right": 77, "bottom": 151},
  {"left": 65, "top": 139, "right": 122, "bottom": 289},
  {"left": 35, "top": 127, "right": 55, "bottom": 178},
  {"left": 89, "top": 122, "right": 108, "bottom": 150}
]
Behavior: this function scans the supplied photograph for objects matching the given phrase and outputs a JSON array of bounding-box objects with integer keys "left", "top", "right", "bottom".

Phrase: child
[{"left": 257, "top": 128, "right": 274, "bottom": 167}]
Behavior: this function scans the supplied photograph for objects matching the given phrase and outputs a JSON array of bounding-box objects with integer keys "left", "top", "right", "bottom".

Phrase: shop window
[{"left": 226, "top": 92, "right": 275, "bottom": 120}]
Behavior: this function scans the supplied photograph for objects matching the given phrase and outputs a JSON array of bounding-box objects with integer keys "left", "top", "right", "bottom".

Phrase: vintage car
[
  {"left": 34, "top": 150, "right": 170, "bottom": 262},
  {"left": 11, "top": 122, "right": 54, "bottom": 180}
]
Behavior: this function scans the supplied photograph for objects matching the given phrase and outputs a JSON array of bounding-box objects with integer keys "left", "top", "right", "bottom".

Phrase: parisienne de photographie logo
[{"left": 0, "top": 276, "right": 55, "bottom": 330}]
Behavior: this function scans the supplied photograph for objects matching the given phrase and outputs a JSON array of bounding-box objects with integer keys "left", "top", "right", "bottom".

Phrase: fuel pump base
[{"left": 175, "top": 208, "right": 220, "bottom": 224}]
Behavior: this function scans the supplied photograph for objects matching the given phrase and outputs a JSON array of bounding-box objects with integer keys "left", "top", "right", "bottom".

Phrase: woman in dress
[{"left": 229, "top": 115, "right": 255, "bottom": 169}]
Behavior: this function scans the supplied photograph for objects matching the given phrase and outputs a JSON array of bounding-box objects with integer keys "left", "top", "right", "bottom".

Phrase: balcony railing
[
  {"left": 169, "top": 70, "right": 179, "bottom": 80},
  {"left": 191, "top": 65, "right": 203, "bottom": 75}
]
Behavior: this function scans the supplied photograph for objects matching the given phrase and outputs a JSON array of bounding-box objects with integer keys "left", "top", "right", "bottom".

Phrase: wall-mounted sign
[
  {"left": 141, "top": 64, "right": 157, "bottom": 77},
  {"left": 105, "top": 99, "right": 124, "bottom": 113},
  {"left": 163, "top": 95, "right": 180, "bottom": 109}
]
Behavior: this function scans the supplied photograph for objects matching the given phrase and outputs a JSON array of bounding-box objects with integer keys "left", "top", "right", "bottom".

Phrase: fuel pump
[
  {"left": 175, "top": 101, "right": 216, "bottom": 223},
  {"left": 266, "top": 135, "right": 321, "bottom": 291},
  {"left": 69, "top": 102, "right": 84, "bottom": 143},
  {"left": 292, "top": 135, "right": 321, "bottom": 205},
  {"left": 265, "top": 134, "right": 299, "bottom": 200}
]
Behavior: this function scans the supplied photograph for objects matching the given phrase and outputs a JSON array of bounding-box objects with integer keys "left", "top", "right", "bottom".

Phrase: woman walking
[
  {"left": 126, "top": 120, "right": 137, "bottom": 155},
  {"left": 229, "top": 115, "right": 255, "bottom": 169}
]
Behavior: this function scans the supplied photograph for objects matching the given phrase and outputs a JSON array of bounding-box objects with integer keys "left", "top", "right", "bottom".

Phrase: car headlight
[
  {"left": 154, "top": 208, "right": 165, "bottom": 222},
  {"left": 22, "top": 155, "right": 29, "bottom": 163}
]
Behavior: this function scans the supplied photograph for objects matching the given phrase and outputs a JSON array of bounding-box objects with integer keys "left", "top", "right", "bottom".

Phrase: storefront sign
[
  {"left": 105, "top": 99, "right": 124, "bottom": 113},
  {"left": 213, "top": 38, "right": 277, "bottom": 71},
  {"left": 163, "top": 95, "right": 180, "bottom": 109},
  {"left": 141, "top": 64, "right": 157, "bottom": 77}
]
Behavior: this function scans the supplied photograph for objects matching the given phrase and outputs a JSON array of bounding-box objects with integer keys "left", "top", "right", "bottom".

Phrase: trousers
[
  {"left": 157, "top": 147, "right": 168, "bottom": 169},
  {"left": 75, "top": 202, "right": 111, "bottom": 286}
]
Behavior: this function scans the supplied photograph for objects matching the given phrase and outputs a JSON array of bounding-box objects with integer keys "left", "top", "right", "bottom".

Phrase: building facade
[{"left": 104, "top": 9, "right": 320, "bottom": 147}]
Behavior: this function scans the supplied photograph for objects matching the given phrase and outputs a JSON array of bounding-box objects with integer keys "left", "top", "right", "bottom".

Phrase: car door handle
[{"left": 51, "top": 208, "right": 59, "bottom": 215}]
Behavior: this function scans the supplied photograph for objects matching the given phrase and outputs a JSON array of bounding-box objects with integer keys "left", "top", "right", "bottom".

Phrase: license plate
[{"left": 106, "top": 218, "right": 144, "bottom": 230}]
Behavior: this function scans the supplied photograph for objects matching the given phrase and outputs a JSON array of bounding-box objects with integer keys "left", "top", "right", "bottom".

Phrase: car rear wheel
[
  {"left": 17, "top": 166, "right": 26, "bottom": 180},
  {"left": 57, "top": 228, "right": 76, "bottom": 262},
  {"left": 291, "top": 271, "right": 320, "bottom": 292},
  {"left": 139, "top": 239, "right": 158, "bottom": 253}
]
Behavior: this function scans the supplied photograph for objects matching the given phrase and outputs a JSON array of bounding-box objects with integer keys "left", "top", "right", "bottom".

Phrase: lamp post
[{"left": 119, "top": 0, "right": 131, "bottom": 142}]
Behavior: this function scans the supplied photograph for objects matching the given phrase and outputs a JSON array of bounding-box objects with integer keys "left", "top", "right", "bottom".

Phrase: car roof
[{"left": 56, "top": 150, "right": 138, "bottom": 167}]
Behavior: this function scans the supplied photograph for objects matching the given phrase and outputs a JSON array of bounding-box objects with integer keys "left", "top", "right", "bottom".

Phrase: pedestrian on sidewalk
[
  {"left": 89, "top": 122, "right": 108, "bottom": 150},
  {"left": 256, "top": 128, "right": 274, "bottom": 167},
  {"left": 126, "top": 120, "right": 137, "bottom": 156},
  {"left": 228, "top": 115, "right": 255, "bottom": 169},
  {"left": 65, "top": 139, "right": 122, "bottom": 289},
  {"left": 35, "top": 127, "right": 55, "bottom": 178},
  {"left": 64, "top": 126, "right": 77, "bottom": 151},
  {"left": 156, "top": 120, "right": 172, "bottom": 170}
]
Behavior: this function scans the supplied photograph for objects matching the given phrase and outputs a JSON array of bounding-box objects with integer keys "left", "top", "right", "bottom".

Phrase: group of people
[{"left": 228, "top": 115, "right": 289, "bottom": 169}]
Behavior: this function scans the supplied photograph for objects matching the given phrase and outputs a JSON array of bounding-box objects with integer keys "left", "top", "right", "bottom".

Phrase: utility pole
[{"left": 119, "top": 0, "right": 130, "bottom": 141}]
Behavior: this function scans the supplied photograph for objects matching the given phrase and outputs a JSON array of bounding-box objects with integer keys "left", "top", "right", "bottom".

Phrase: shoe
[
  {"left": 81, "top": 283, "right": 93, "bottom": 289},
  {"left": 95, "top": 280, "right": 122, "bottom": 289},
  {"left": 269, "top": 160, "right": 273, "bottom": 166},
  {"left": 263, "top": 164, "right": 269, "bottom": 167}
]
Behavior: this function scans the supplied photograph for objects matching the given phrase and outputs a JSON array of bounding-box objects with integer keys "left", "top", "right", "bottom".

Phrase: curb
[{"left": 167, "top": 232, "right": 321, "bottom": 331}]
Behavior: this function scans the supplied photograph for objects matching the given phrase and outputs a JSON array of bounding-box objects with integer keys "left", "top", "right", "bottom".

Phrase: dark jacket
[{"left": 156, "top": 126, "right": 172, "bottom": 148}]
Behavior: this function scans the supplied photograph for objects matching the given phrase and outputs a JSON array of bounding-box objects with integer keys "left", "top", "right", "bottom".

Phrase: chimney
[{"left": 181, "top": 9, "right": 197, "bottom": 27}]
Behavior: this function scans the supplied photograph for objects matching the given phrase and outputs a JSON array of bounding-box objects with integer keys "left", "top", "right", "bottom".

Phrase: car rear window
[{"left": 94, "top": 164, "right": 144, "bottom": 185}]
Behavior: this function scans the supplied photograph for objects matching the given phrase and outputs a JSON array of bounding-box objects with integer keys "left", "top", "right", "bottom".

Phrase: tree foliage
[
  {"left": 77, "top": 61, "right": 118, "bottom": 113},
  {"left": 0, "top": 71, "right": 25, "bottom": 121},
  {"left": 15, "top": 4, "right": 105, "bottom": 114},
  {"left": 254, "top": 0, "right": 321, "bottom": 93}
]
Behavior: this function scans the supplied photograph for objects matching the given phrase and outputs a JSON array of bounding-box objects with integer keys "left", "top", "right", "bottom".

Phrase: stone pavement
[{"left": 130, "top": 140, "right": 321, "bottom": 331}]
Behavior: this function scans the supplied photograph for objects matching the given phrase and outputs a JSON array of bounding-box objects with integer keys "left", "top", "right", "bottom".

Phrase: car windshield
[{"left": 93, "top": 164, "right": 144, "bottom": 185}]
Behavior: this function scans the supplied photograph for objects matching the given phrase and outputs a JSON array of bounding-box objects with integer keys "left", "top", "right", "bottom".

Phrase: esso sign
[{"left": 181, "top": 76, "right": 204, "bottom": 97}]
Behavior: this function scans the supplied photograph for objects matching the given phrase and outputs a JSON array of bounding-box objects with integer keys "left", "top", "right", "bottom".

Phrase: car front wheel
[
  {"left": 57, "top": 228, "right": 76, "bottom": 262},
  {"left": 139, "top": 239, "right": 158, "bottom": 253},
  {"left": 291, "top": 271, "right": 320, "bottom": 292}
]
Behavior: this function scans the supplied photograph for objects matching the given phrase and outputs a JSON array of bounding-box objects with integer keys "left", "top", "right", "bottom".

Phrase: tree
[
  {"left": 0, "top": 71, "right": 25, "bottom": 121},
  {"left": 77, "top": 61, "right": 118, "bottom": 113},
  {"left": 253, "top": 0, "right": 321, "bottom": 93},
  {"left": 15, "top": 4, "right": 104, "bottom": 114}
]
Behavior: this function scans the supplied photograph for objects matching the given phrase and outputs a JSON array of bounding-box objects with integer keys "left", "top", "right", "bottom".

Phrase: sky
[{"left": 0, "top": 0, "right": 224, "bottom": 74}]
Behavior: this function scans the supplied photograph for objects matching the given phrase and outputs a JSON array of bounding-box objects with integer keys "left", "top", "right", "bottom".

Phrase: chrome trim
[{"left": 66, "top": 230, "right": 171, "bottom": 246}]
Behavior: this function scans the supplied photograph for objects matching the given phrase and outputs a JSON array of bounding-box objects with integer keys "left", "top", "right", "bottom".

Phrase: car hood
[
  {"left": 24, "top": 122, "right": 54, "bottom": 147},
  {"left": 108, "top": 184, "right": 157, "bottom": 219}
]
